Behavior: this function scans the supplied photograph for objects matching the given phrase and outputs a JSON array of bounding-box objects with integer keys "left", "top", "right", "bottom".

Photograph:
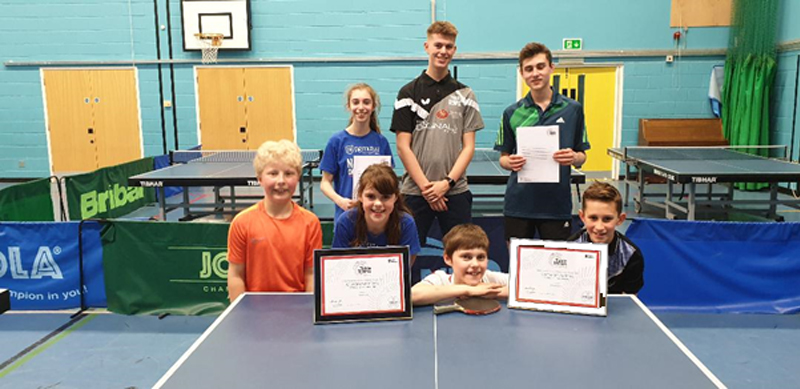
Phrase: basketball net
[{"left": 195, "top": 33, "right": 224, "bottom": 64}]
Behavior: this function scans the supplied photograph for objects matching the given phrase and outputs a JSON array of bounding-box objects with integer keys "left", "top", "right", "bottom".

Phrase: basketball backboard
[{"left": 182, "top": 0, "right": 251, "bottom": 51}]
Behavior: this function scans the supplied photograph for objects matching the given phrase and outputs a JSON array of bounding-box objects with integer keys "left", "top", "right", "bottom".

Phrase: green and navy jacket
[{"left": 494, "top": 89, "right": 590, "bottom": 219}]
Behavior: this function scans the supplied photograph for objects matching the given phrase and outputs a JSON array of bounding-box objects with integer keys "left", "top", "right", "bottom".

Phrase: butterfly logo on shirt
[{"left": 421, "top": 98, "right": 431, "bottom": 106}]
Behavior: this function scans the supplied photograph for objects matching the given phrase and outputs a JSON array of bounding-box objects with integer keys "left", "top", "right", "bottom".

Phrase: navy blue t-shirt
[{"left": 332, "top": 209, "right": 421, "bottom": 256}]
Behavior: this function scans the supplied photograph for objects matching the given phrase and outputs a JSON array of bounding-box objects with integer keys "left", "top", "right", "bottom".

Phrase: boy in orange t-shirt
[{"left": 227, "top": 140, "right": 323, "bottom": 302}]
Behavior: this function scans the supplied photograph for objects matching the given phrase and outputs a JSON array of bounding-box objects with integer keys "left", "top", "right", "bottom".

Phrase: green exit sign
[{"left": 563, "top": 38, "right": 583, "bottom": 51}]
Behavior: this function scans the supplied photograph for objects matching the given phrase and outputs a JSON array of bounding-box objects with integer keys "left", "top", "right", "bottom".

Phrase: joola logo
[
  {"left": 80, "top": 184, "right": 145, "bottom": 218},
  {"left": 0, "top": 246, "right": 64, "bottom": 279},
  {"left": 199, "top": 251, "right": 229, "bottom": 293},
  {"left": 247, "top": 180, "right": 259, "bottom": 186},
  {"left": 199, "top": 252, "right": 228, "bottom": 279}
]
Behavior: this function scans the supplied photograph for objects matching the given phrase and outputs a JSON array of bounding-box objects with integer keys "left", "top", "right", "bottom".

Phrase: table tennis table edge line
[
  {"left": 152, "top": 292, "right": 245, "bottom": 389},
  {"left": 433, "top": 310, "right": 439, "bottom": 389},
  {"left": 628, "top": 295, "right": 727, "bottom": 389}
]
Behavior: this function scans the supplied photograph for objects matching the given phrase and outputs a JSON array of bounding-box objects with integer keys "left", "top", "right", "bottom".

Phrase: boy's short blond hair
[
  {"left": 253, "top": 140, "right": 302, "bottom": 177},
  {"left": 427, "top": 21, "right": 458, "bottom": 39},
  {"left": 582, "top": 182, "right": 623, "bottom": 214},
  {"left": 443, "top": 224, "right": 489, "bottom": 258}
]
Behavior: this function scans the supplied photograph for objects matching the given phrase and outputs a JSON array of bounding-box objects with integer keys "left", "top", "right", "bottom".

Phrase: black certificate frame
[{"left": 313, "top": 246, "right": 412, "bottom": 324}]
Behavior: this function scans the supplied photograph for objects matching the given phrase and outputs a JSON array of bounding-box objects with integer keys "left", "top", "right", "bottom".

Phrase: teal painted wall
[{"left": 0, "top": 0, "right": 797, "bottom": 178}]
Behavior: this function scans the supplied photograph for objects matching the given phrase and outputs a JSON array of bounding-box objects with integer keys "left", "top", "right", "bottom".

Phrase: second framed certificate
[
  {"left": 508, "top": 239, "right": 608, "bottom": 316},
  {"left": 313, "top": 246, "right": 412, "bottom": 324}
]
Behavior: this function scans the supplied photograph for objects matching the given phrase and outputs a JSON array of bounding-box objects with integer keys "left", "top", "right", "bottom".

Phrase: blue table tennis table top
[
  {"left": 609, "top": 147, "right": 800, "bottom": 183},
  {"left": 154, "top": 294, "right": 723, "bottom": 389}
]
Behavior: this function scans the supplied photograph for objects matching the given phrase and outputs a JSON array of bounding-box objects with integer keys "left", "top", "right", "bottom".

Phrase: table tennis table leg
[
  {"left": 666, "top": 181, "right": 674, "bottom": 219},
  {"left": 230, "top": 186, "right": 237, "bottom": 214},
  {"left": 768, "top": 183, "right": 778, "bottom": 218},
  {"left": 623, "top": 162, "right": 631, "bottom": 206},
  {"left": 182, "top": 187, "right": 190, "bottom": 219},
  {"left": 299, "top": 173, "right": 306, "bottom": 207},
  {"left": 687, "top": 183, "right": 696, "bottom": 221},
  {"left": 308, "top": 170, "right": 314, "bottom": 208},
  {"left": 158, "top": 187, "right": 166, "bottom": 221}
]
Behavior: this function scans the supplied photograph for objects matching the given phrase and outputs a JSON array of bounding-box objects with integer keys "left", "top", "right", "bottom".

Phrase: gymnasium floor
[{"left": 2, "top": 179, "right": 800, "bottom": 388}]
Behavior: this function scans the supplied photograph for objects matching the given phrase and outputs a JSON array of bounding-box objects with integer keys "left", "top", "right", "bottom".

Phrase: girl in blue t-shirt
[
  {"left": 320, "top": 83, "right": 394, "bottom": 221},
  {"left": 332, "top": 164, "right": 421, "bottom": 264}
]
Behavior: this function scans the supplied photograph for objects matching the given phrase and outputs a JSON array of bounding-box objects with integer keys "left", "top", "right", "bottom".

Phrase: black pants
[
  {"left": 504, "top": 215, "right": 572, "bottom": 241},
  {"left": 405, "top": 191, "right": 473, "bottom": 246}
]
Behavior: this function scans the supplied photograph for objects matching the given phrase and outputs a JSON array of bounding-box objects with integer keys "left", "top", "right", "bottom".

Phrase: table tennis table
[
  {"left": 609, "top": 146, "right": 800, "bottom": 220},
  {"left": 128, "top": 150, "right": 322, "bottom": 221},
  {"left": 154, "top": 293, "right": 723, "bottom": 388}
]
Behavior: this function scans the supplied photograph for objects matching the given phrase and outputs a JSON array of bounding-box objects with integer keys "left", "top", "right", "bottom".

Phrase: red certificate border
[
  {"left": 320, "top": 253, "right": 406, "bottom": 317},
  {"left": 515, "top": 245, "right": 601, "bottom": 308}
]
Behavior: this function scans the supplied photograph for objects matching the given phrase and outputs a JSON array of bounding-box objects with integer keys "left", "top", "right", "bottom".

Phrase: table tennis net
[{"left": 171, "top": 150, "right": 323, "bottom": 164}]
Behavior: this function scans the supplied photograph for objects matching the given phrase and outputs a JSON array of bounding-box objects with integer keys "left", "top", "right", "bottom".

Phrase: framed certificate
[
  {"left": 508, "top": 239, "right": 608, "bottom": 316},
  {"left": 313, "top": 246, "right": 412, "bottom": 324}
]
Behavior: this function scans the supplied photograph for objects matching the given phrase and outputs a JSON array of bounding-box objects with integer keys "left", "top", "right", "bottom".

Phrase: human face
[
  {"left": 257, "top": 161, "right": 299, "bottom": 204},
  {"left": 579, "top": 200, "right": 626, "bottom": 244},
  {"left": 424, "top": 34, "right": 457, "bottom": 71},
  {"left": 445, "top": 248, "right": 488, "bottom": 286},
  {"left": 348, "top": 88, "right": 375, "bottom": 125},
  {"left": 520, "top": 53, "right": 554, "bottom": 93},
  {"left": 360, "top": 186, "right": 397, "bottom": 230}
]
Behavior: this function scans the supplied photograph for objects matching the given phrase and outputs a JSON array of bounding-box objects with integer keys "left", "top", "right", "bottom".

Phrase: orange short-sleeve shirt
[{"left": 227, "top": 201, "right": 322, "bottom": 292}]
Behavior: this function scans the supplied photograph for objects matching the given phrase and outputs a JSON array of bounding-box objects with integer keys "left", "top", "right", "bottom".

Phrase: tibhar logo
[
  {"left": 0, "top": 246, "right": 64, "bottom": 279},
  {"left": 199, "top": 252, "right": 228, "bottom": 279},
  {"left": 692, "top": 176, "right": 718, "bottom": 183},
  {"left": 81, "top": 184, "right": 145, "bottom": 219}
]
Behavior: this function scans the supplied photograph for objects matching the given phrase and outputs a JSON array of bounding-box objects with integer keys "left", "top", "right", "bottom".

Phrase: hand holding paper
[{"left": 553, "top": 148, "right": 579, "bottom": 166}]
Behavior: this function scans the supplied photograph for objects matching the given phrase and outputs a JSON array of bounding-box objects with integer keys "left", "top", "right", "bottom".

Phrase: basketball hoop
[{"left": 195, "top": 33, "right": 224, "bottom": 64}]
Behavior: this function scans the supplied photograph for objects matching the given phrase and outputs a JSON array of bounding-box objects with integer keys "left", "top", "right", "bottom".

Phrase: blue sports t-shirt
[
  {"left": 320, "top": 130, "right": 394, "bottom": 221},
  {"left": 332, "top": 209, "right": 421, "bottom": 256}
]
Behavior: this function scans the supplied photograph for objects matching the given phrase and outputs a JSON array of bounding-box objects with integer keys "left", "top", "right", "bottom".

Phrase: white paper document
[
  {"left": 516, "top": 125, "right": 560, "bottom": 183},
  {"left": 516, "top": 246, "right": 599, "bottom": 306},
  {"left": 321, "top": 254, "right": 404, "bottom": 315},
  {"left": 508, "top": 239, "right": 608, "bottom": 316},
  {"left": 351, "top": 155, "right": 392, "bottom": 199}
]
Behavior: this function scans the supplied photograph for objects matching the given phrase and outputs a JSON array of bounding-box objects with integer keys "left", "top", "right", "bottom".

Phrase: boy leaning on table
[{"left": 412, "top": 224, "right": 508, "bottom": 305}]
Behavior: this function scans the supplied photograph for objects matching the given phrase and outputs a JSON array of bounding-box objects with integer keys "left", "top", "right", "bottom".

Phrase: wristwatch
[{"left": 445, "top": 177, "right": 456, "bottom": 188}]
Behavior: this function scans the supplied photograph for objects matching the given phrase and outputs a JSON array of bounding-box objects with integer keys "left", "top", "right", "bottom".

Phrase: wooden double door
[
  {"left": 196, "top": 66, "right": 296, "bottom": 150},
  {"left": 43, "top": 68, "right": 143, "bottom": 174}
]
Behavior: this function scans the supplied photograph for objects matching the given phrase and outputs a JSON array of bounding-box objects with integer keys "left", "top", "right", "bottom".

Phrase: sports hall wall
[{"left": 1, "top": 0, "right": 799, "bottom": 179}]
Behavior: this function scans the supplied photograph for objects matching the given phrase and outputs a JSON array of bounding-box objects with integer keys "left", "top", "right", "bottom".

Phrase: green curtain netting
[{"left": 721, "top": 0, "right": 779, "bottom": 191}]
